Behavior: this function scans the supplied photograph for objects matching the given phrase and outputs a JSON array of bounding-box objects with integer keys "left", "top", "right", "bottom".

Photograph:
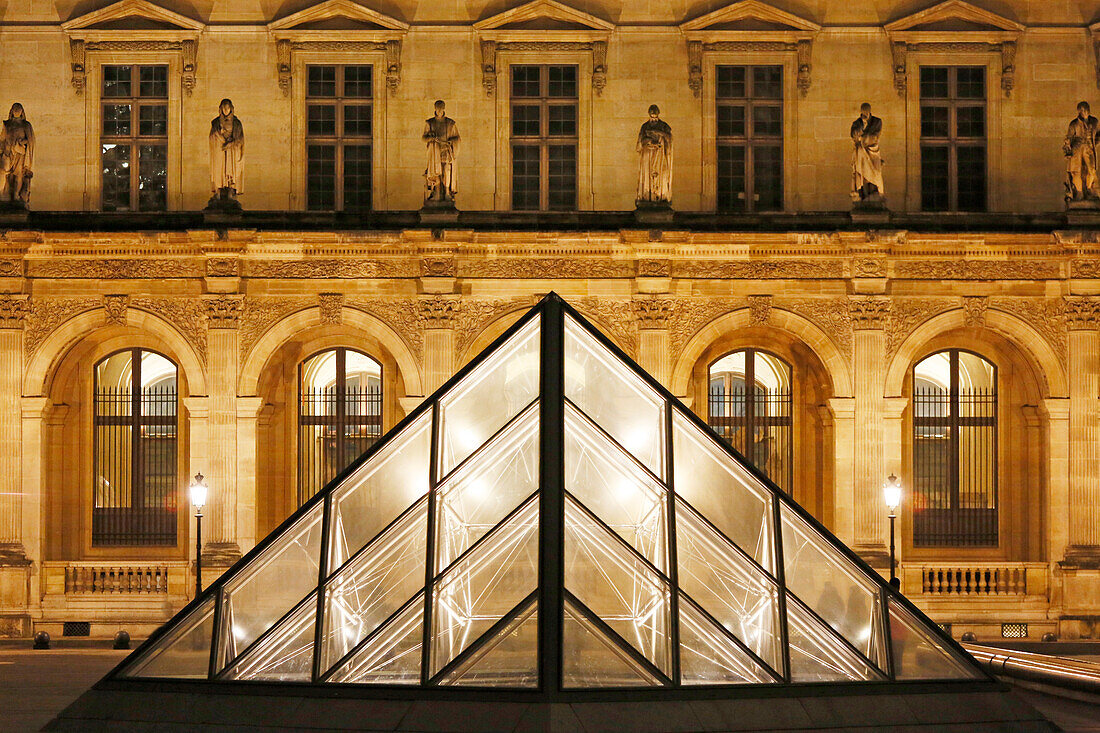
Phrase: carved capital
[
  {"left": 687, "top": 41, "right": 703, "bottom": 98},
  {"left": 318, "top": 293, "right": 344, "bottom": 325},
  {"left": 480, "top": 40, "right": 497, "bottom": 96},
  {"left": 963, "top": 296, "right": 989, "bottom": 327},
  {"left": 0, "top": 295, "right": 29, "bottom": 329},
  {"left": 205, "top": 294, "right": 244, "bottom": 328},
  {"left": 103, "top": 294, "right": 129, "bottom": 326},
  {"left": 849, "top": 296, "right": 890, "bottom": 330},
  {"left": 419, "top": 296, "right": 458, "bottom": 327},
  {"left": 634, "top": 298, "right": 672, "bottom": 329},
  {"left": 1065, "top": 296, "right": 1100, "bottom": 330},
  {"left": 747, "top": 295, "right": 772, "bottom": 326}
]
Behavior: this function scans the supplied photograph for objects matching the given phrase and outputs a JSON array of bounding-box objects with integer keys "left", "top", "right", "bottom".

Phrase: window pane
[
  {"left": 138, "top": 66, "right": 168, "bottom": 98},
  {"left": 920, "top": 106, "right": 949, "bottom": 138},
  {"left": 326, "top": 594, "right": 423, "bottom": 684},
  {"left": 547, "top": 144, "right": 576, "bottom": 210},
  {"left": 717, "top": 144, "right": 746, "bottom": 211},
  {"left": 956, "top": 145, "right": 987, "bottom": 211},
  {"left": 307, "top": 145, "right": 336, "bottom": 210},
  {"left": 563, "top": 598, "right": 662, "bottom": 687},
  {"left": 103, "top": 65, "right": 132, "bottom": 98},
  {"left": 752, "top": 106, "right": 781, "bottom": 137},
  {"left": 920, "top": 67, "right": 949, "bottom": 99},
  {"left": 308, "top": 65, "right": 337, "bottom": 97},
  {"left": 956, "top": 106, "right": 985, "bottom": 138},
  {"left": 787, "top": 595, "right": 882, "bottom": 682},
  {"left": 717, "top": 105, "right": 746, "bottom": 138},
  {"left": 343, "top": 144, "right": 372, "bottom": 211},
  {"left": 101, "top": 144, "right": 131, "bottom": 212},
  {"left": 102, "top": 104, "right": 131, "bottom": 137},
  {"left": 512, "top": 105, "right": 541, "bottom": 137},
  {"left": 343, "top": 105, "right": 372, "bottom": 137},
  {"left": 956, "top": 67, "right": 986, "bottom": 99},
  {"left": 223, "top": 594, "right": 316, "bottom": 682},
  {"left": 565, "top": 317, "right": 664, "bottom": 477},
  {"left": 548, "top": 104, "right": 576, "bottom": 137},
  {"left": 439, "top": 600, "right": 537, "bottom": 688},
  {"left": 137, "top": 145, "right": 167, "bottom": 211},
  {"left": 120, "top": 596, "right": 215, "bottom": 679},
  {"left": 439, "top": 317, "right": 540, "bottom": 476},
  {"left": 511, "top": 65, "right": 541, "bottom": 97},
  {"left": 753, "top": 145, "right": 783, "bottom": 211},
  {"left": 511, "top": 145, "right": 540, "bottom": 210},
  {"left": 716, "top": 66, "right": 746, "bottom": 99},
  {"left": 343, "top": 65, "right": 372, "bottom": 98},
  {"left": 678, "top": 596, "right": 775, "bottom": 685},
  {"left": 547, "top": 65, "right": 577, "bottom": 98},
  {"left": 138, "top": 104, "right": 167, "bottom": 137},
  {"left": 888, "top": 598, "right": 979, "bottom": 679},
  {"left": 920, "top": 145, "right": 949, "bottom": 211},
  {"left": 752, "top": 66, "right": 782, "bottom": 99},
  {"left": 307, "top": 105, "right": 337, "bottom": 137}
]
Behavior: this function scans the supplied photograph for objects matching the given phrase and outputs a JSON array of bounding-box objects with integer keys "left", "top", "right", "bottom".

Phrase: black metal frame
[
  {"left": 919, "top": 65, "right": 988, "bottom": 213},
  {"left": 107, "top": 293, "right": 994, "bottom": 702}
]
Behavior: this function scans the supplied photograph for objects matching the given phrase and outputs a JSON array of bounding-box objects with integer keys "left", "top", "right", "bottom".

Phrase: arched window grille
[
  {"left": 93, "top": 349, "right": 178, "bottom": 546},
  {"left": 912, "top": 349, "right": 997, "bottom": 546},
  {"left": 707, "top": 349, "right": 792, "bottom": 491},
  {"left": 298, "top": 348, "right": 383, "bottom": 504}
]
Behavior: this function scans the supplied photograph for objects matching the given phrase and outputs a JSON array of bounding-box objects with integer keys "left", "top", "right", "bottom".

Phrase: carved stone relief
[
  {"left": 990, "top": 297, "right": 1068, "bottom": 364},
  {"left": 24, "top": 297, "right": 99, "bottom": 359},
  {"left": 103, "top": 295, "right": 129, "bottom": 326},
  {"left": 318, "top": 293, "right": 344, "bottom": 325},
  {"left": 0, "top": 295, "right": 28, "bottom": 329},
  {"left": 205, "top": 295, "right": 244, "bottom": 329},
  {"left": 884, "top": 298, "right": 955, "bottom": 361},
  {"left": 131, "top": 297, "right": 208, "bottom": 366},
  {"left": 778, "top": 298, "right": 853, "bottom": 359}
]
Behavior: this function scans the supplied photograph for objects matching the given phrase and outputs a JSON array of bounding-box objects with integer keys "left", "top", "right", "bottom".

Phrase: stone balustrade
[
  {"left": 41, "top": 562, "right": 190, "bottom": 596},
  {"left": 903, "top": 562, "right": 1048, "bottom": 598}
]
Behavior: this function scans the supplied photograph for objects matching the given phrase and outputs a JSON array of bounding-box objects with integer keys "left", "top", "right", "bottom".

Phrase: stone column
[
  {"left": 1043, "top": 398, "right": 1071, "bottom": 563},
  {"left": 0, "top": 296, "right": 27, "bottom": 560},
  {"left": 634, "top": 298, "right": 672, "bottom": 388},
  {"left": 849, "top": 296, "right": 891, "bottom": 561},
  {"left": 183, "top": 396, "right": 210, "bottom": 584},
  {"left": 420, "top": 297, "right": 457, "bottom": 395},
  {"left": 202, "top": 295, "right": 243, "bottom": 566},
  {"left": 827, "top": 397, "right": 856, "bottom": 544},
  {"left": 235, "top": 396, "right": 265, "bottom": 554},
  {"left": 1065, "top": 297, "right": 1100, "bottom": 562},
  {"left": 8, "top": 396, "right": 51, "bottom": 635}
]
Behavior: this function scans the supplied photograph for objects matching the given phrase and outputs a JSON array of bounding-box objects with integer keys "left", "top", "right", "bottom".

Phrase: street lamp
[
  {"left": 883, "top": 473, "right": 902, "bottom": 590},
  {"left": 189, "top": 472, "right": 208, "bottom": 597}
]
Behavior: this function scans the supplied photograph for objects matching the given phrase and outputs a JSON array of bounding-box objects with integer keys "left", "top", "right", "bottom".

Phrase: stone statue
[
  {"left": 208, "top": 99, "right": 244, "bottom": 207},
  {"left": 850, "top": 103, "right": 884, "bottom": 204},
  {"left": 1064, "top": 101, "right": 1100, "bottom": 203},
  {"left": 0, "top": 103, "right": 34, "bottom": 207},
  {"left": 636, "top": 105, "right": 673, "bottom": 204},
  {"left": 423, "top": 100, "right": 459, "bottom": 204}
]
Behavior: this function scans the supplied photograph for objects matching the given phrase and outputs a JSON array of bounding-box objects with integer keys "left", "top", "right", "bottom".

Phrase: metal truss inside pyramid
[{"left": 116, "top": 295, "right": 983, "bottom": 690}]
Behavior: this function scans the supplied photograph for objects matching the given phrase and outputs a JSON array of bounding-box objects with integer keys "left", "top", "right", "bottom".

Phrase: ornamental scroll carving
[
  {"left": 747, "top": 295, "right": 772, "bottom": 326},
  {"left": 895, "top": 260, "right": 1061, "bottom": 280},
  {"left": 990, "top": 297, "right": 1068, "bottom": 364},
  {"left": 453, "top": 297, "right": 540, "bottom": 357},
  {"left": 131, "top": 297, "right": 208, "bottom": 366},
  {"left": 688, "top": 40, "right": 815, "bottom": 97},
  {"left": 27, "top": 259, "right": 202, "bottom": 279},
  {"left": 418, "top": 296, "right": 458, "bottom": 327},
  {"left": 667, "top": 298, "right": 743, "bottom": 358},
  {"left": 276, "top": 39, "right": 400, "bottom": 96},
  {"left": 103, "top": 295, "right": 129, "bottom": 326},
  {"left": 634, "top": 298, "right": 673, "bottom": 330},
  {"left": 238, "top": 297, "right": 313, "bottom": 364},
  {"left": 884, "top": 298, "right": 954, "bottom": 361},
  {"left": 345, "top": 297, "right": 424, "bottom": 362},
  {"left": 0, "top": 295, "right": 29, "bottom": 329},
  {"left": 318, "top": 293, "right": 344, "bottom": 325},
  {"left": 457, "top": 258, "right": 633, "bottom": 279},
  {"left": 672, "top": 260, "right": 845, "bottom": 279},
  {"left": 205, "top": 295, "right": 244, "bottom": 328},
  {"left": 480, "top": 41, "right": 608, "bottom": 96},
  {"left": 70, "top": 38, "right": 197, "bottom": 95},
  {"left": 778, "top": 298, "right": 853, "bottom": 359},
  {"left": 24, "top": 297, "right": 99, "bottom": 359},
  {"left": 963, "top": 296, "right": 989, "bottom": 327},
  {"left": 244, "top": 258, "right": 417, "bottom": 279},
  {"left": 576, "top": 297, "right": 637, "bottom": 357}
]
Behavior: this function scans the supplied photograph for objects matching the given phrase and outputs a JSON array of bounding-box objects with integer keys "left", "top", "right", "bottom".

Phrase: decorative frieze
[
  {"left": 457, "top": 258, "right": 633, "bottom": 279},
  {"left": 102, "top": 295, "right": 129, "bottom": 326},
  {"left": 243, "top": 259, "right": 417, "bottom": 279},
  {"left": 206, "top": 258, "right": 240, "bottom": 278},
  {"left": 849, "top": 296, "right": 891, "bottom": 330},
  {"left": 420, "top": 257, "right": 456, "bottom": 278},
  {"left": 895, "top": 260, "right": 1061, "bottom": 280},
  {"left": 205, "top": 295, "right": 244, "bottom": 329},
  {"left": 672, "top": 260, "right": 845, "bottom": 279},
  {"left": 318, "top": 293, "right": 344, "bottom": 326},
  {"left": 27, "top": 259, "right": 202, "bottom": 279}
]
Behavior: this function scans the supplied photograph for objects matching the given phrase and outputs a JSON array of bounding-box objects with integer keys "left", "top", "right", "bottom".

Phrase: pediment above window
[
  {"left": 61, "top": 1, "right": 204, "bottom": 96},
  {"left": 268, "top": 1, "right": 408, "bottom": 97},
  {"left": 885, "top": 1, "right": 1024, "bottom": 98},
  {"left": 679, "top": 1, "right": 820, "bottom": 98},
  {"left": 475, "top": 1, "right": 613, "bottom": 97}
]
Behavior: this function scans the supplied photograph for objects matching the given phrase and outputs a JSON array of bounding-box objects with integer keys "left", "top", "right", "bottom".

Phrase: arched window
[
  {"left": 707, "top": 349, "right": 792, "bottom": 491},
  {"left": 93, "top": 349, "right": 178, "bottom": 546},
  {"left": 298, "top": 348, "right": 383, "bottom": 503},
  {"left": 912, "top": 349, "right": 997, "bottom": 546}
]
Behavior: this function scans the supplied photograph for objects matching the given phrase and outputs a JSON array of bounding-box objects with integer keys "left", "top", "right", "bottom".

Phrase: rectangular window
[
  {"left": 716, "top": 65, "right": 783, "bottom": 212},
  {"left": 101, "top": 65, "right": 168, "bottom": 212},
  {"left": 510, "top": 65, "right": 578, "bottom": 211},
  {"left": 920, "top": 66, "right": 987, "bottom": 212},
  {"left": 306, "top": 65, "right": 373, "bottom": 211}
]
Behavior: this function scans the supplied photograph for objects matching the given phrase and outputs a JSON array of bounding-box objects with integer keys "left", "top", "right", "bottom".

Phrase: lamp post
[
  {"left": 189, "top": 472, "right": 208, "bottom": 597},
  {"left": 883, "top": 473, "right": 902, "bottom": 590}
]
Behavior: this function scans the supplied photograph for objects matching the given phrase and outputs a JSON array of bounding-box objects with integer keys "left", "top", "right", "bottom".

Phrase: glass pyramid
[{"left": 114, "top": 295, "right": 983, "bottom": 690}]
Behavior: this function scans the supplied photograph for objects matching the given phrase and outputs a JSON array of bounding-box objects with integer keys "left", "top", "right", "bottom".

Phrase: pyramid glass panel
[
  {"left": 430, "top": 497, "right": 539, "bottom": 677},
  {"left": 222, "top": 594, "right": 317, "bottom": 682},
  {"left": 888, "top": 598, "right": 979, "bottom": 680},
  {"left": 786, "top": 595, "right": 884, "bottom": 682},
  {"left": 439, "top": 316, "right": 540, "bottom": 476},
  {"left": 564, "top": 402, "right": 668, "bottom": 571},
  {"left": 563, "top": 597, "right": 663, "bottom": 688},
  {"left": 564, "top": 316, "right": 665, "bottom": 478},
  {"left": 217, "top": 501, "right": 324, "bottom": 669},
  {"left": 328, "top": 411, "right": 432, "bottom": 569},
  {"left": 320, "top": 496, "right": 428, "bottom": 673},
  {"left": 672, "top": 411, "right": 774, "bottom": 572},
  {"left": 326, "top": 594, "right": 424, "bottom": 684},
  {"left": 564, "top": 496, "right": 672, "bottom": 678},
  {"left": 678, "top": 596, "right": 777, "bottom": 685},
  {"left": 434, "top": 402, "right": 539, "bottom": 573},
  {"left": 119, "top": 596, "right": 215, "bottom": 679},
  {"left": 675, "top": 500, "right": 782, "bottom": 672},
  {"left": 780, "top": 504, "right": 887, "bottom": 670},
  {"left": 439, "top": 599, "right": 538, "bottom": 688}
]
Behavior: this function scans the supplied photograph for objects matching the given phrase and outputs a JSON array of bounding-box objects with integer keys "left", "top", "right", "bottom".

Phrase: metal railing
[{"left": 964, "top": 643, "right": 1100, "bottom": 697}]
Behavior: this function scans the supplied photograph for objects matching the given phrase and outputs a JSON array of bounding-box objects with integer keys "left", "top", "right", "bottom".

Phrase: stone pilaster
[
  {"left": 849, "top": 296, "right": 890, "bottom": 561},
  {"left": 634, "top": 298, "right": 672, "bottom": 388},
  {"left": 1043, "top": 398, "right": 1071, "bottom": 563},
  {"left": 202, "top": 295, "right": 243, "bottom": 565},
  {"left": 420, "top": 297, "right": 457, "bottom": 394},
  {"left": 827, "top": 397, "right": 856, "bottom": 545},
  {"left": 1065, "top": 297, "right": 1100, "bottom": 563},
  {"left": 235, "top": 397, "right": 265, "bottom": 554},
  {"left": 0, "top": 296, "right": 27, "bottom": 559}
]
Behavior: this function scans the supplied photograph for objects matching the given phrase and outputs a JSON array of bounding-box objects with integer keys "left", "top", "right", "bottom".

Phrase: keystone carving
[
  {"left": 963, "top": 296, "right": 989, "bottom": 327},
  {"left": 318, "top": 293, "right": 344, "bottom": 325},
  {"left": 103, "top": 295, "right": 129, "bottom": 326},
  {"left": 747, "top": 295, "right": 772, "bottom": 326}
]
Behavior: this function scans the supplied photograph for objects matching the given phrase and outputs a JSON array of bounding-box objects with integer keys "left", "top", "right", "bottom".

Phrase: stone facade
[{"left": 0, "top": 0, "right": 1099, "bottom": 643}]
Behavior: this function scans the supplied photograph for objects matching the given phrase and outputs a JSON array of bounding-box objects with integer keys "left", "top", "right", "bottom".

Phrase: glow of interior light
[{"left": 232, "top": 625, "right": 247, "bottom": 640}]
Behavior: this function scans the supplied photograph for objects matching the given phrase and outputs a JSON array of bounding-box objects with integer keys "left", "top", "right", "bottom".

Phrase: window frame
[
  {"left": 714, "top": 65, "right": 785, "bottom": 213},
  {"left": 82, "top": 51, "right": 184, "bottom": 211},
  {"left": 304, "top": 64, "right": 375, "bottom": 212},
  {"left": 902, "top": 50, "right": 1001, "bottom": 212},
  {"left": 701, "top": 51, "right": 799, "bottom": 212},
  {"left": 99, "top": 64, "right": 170, "bottom": 212},
  {"left": 290, "top": 50, "right": 388, "bottom": 211},
  {"left": 918, "top": 65, "right": 988, "bottom": 212},
  {"left": 508, "top": 63, "right": 580, "bottom": 212}
]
